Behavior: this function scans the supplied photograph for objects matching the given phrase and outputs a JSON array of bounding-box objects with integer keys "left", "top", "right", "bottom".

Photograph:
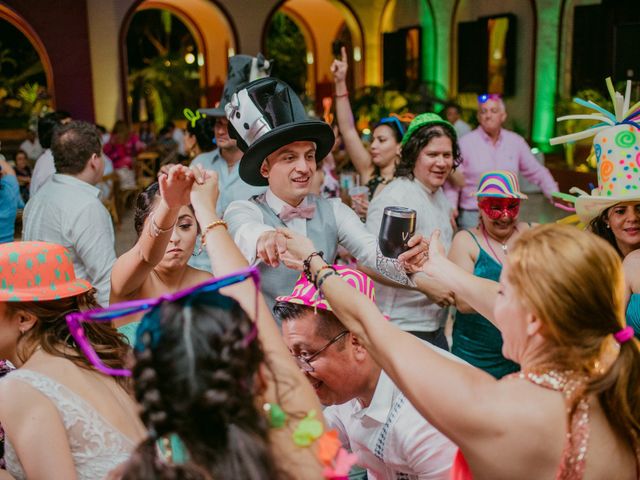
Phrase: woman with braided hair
[
  {"left": 122, "top": 284, "right": 281, "bottom": 479},
  {"left": 72, "top": 170, "right": 347, "bottom": 479}
]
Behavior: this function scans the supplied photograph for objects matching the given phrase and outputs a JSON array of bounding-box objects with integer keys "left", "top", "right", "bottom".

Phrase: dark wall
[{"left": 1, "top": 0, "right": 95, "bottom": 121}]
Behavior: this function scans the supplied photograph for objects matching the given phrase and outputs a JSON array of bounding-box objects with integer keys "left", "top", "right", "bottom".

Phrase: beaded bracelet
[
  {"left": 316, "top": 270, "right": 339, "bottom": 291},
  {"left": 198, "top": 220, "right": 228, "bottom": 254},
  {"left": 303, "top": 251, "right": 324, "bottom": 282},
  {"left": 334, "top": 91, "right": 349, "bottom": 98},
  {"left": 148, "top": 212, "right": 176, "bottom": 238},
  {"left": 313, "top": 265, "right": 337, "bottom": 287}
]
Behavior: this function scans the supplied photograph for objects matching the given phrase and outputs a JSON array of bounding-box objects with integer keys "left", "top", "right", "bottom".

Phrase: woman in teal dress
[
  {"left": 623, "top": 250, "right": 640, "bottom": 336},
  {"left": 448, "top": 171, "right": 534, "bottom": 378}
]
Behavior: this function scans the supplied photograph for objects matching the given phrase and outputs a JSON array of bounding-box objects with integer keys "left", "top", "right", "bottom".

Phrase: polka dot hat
[{"left": 0, "top": 242, "right": 93, "bottom": 302}]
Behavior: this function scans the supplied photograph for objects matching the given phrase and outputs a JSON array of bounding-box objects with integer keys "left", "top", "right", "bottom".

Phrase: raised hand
[
  {"left": 330, "top": 46, "right": 349, "bottom": 85},
  {"left": 190, "top": 166, "right": 219, "bottom": 220},
  {"left": 158, "top": 164, "right": 195, "bottom": 209}
]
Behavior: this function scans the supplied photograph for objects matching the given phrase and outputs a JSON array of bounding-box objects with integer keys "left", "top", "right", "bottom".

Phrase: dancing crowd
[{"left": 0, "top": 51, "right": 638, "bottom": 480}]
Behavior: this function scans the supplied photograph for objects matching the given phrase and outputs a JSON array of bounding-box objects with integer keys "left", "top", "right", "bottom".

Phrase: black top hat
[
  {"left": 199, "top": 54, "right": 272, "bottom": 117},
  {"left": 225, "top": 78, "right": 335, "bottom": 187}
]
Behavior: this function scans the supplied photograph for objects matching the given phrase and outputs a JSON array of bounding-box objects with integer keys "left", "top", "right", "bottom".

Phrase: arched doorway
[
  {"left": 263, "top": 0, "right": 365, "bottom": 115},
  {"left": 120, "top": 0, "right": 237, "bottom": 129},
  {"left": 0, "top": 5, "right": 53, "bottom": 130},
  {"left": 451, "top": 0, "right": 536, "bottom": 135}
]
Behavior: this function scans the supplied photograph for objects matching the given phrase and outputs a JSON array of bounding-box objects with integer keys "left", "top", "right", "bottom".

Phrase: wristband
[{"left": 303, "top": 251, "right": 324, "bottom": 282}]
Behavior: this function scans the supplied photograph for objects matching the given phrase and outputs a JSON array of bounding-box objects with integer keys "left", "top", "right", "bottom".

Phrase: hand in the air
[{"left": 159, "top": 164, "right": 195, "bottom": 209}]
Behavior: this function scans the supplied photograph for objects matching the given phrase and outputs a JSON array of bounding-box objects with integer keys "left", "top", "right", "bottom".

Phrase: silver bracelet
[{"left": 148, "top": 211, "right": 176, "bottom": 237}]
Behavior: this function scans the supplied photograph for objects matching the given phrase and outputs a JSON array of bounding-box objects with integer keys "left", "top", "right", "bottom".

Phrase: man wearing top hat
[
  {"left": 195, "top": 54, "right": 272, "bottom": 214},
  {"left": 223, "top": 78, "right": 428, "bottom": 309},
  {"left": 189, "top": 54, "right": 271, "bottom": 271}
]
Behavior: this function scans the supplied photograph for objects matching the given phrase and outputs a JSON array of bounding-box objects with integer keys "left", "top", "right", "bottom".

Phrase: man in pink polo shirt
[{"left": 446, "top": 94, "right": 558, "bottom": 229}]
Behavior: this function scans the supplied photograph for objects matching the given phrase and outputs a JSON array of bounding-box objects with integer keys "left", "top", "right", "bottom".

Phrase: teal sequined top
[
  {"left": 627, "top": 294, "right": 640, "bottom": 338},
  {"left": 452, "top": 231, "right": 520, "bottom": 379}
]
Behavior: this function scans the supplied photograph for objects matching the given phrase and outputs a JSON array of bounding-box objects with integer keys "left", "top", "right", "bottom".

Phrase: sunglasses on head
[
  {"left": 65, "top": 266, "right": 261, "bottom": 377},
  {"left": 478, "top": 94, "right": 502, "bottom": 104}
]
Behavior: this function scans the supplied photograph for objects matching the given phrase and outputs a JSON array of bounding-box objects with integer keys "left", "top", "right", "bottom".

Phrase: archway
[
  {"left": 120, "top": 0, "right": 237, "bottom": 128},
  {"left": 263, "top": 0, "right": 365, "bottom": 115},
  {"left": 0, "top": 5, "right": 54, "bottom": 130},
  {"left": 379, "top": 0, "right": 438, "bottom": 95},
  {"left": 450, "top": 0, "right": 536, "bottom": 135}
]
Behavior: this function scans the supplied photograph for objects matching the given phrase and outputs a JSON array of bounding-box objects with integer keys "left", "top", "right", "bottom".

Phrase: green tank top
[{"left": 452, "top": 231, "right": 520, "bottom": 379}]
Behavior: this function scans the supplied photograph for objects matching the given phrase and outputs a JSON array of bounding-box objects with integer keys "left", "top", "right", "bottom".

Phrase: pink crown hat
[
  {"left": 276, "top": 266, "right": 384, "bottom": 316},
  {"left": 474, "top": 170, "right": 528, "bottom": 199},
  {"left": 550, "top": 78, "right": 640, "bottom": 223}
]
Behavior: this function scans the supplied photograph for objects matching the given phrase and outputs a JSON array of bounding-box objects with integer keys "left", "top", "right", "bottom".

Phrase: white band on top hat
[{"left": 225, "top": 90, "right": 272, "bottom": 147}]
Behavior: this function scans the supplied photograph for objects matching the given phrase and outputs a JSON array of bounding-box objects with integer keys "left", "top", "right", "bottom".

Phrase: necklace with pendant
[{"left": 481, "top": 223, "right": 517, "bottom": 265}]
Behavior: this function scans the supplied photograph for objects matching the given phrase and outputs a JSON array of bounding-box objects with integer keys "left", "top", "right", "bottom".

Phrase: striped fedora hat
[{"left": 474, "top": 170, "right": 528, "bottom": 199}]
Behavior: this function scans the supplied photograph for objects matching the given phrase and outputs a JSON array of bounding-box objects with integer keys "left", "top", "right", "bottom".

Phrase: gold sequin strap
[{"left": 514, "top": 370, "right": 589, "bottom": 480}]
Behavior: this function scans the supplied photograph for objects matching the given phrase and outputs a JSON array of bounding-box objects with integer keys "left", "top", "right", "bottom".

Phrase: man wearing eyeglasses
[
  {"left": 274, "top": 267, "right": 456, "bottom": 479},
  {"left": 445, "top": 94, "right": 558, "bottom": 229}
]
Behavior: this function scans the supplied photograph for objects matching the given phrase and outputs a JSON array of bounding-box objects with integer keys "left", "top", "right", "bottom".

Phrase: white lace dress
[{"left": 2, "top": 369, "right": 136, "bottom": 480}]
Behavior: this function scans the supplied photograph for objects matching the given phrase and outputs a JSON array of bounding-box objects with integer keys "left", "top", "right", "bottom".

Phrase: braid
[{"left": 123, "top": 296, "right": 284, "bottom": 479}]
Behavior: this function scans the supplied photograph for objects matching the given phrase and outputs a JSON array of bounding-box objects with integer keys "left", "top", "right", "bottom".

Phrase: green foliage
[
  {"left": 265, "top": 12, "right": 307, "bottom": 95},
  {"left": 127, "top": 10, "right": 201, "bottom": 129},
  {"left": 0, "top": 40, "right": 49, "bottom": 128},
  {"left": 350, "top": 82, "right": 448, "bottom": 128}
]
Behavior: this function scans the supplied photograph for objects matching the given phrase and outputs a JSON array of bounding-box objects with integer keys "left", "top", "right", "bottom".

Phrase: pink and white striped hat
[{"left": 276, "top": 266, "right": 377, "bottom": 312}]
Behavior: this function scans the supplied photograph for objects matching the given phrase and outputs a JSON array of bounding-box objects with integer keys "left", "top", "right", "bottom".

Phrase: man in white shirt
[
  {"left": 19, "top": 129, "right": 43, "bottom": 162},
  {"left": 23, "top": 121, "right": 115, "bottom": 306},
  {"left": 30, "top": 111, "right": 71, "bottom": 197},
  {"left": 442, "top": 103, "right": 471, "bottom": 138},
  {"left": 223, "top": 78, "right": 427, "bottom": 309},
  {"left": 275, "top": 268, "right": 456, "bottom": 479},
  {"left": 366, "top": 113, "right": 459, "bottom": 348}
]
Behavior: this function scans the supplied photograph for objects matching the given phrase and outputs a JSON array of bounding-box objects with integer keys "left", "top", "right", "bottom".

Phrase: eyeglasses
[
  {"left": 294, "top": 331, "right": 349, "bottom": 373},
  {"left": 478, "top": 93, "right": 502, "bottom": 104},
  {"left": 478, "top": 198, "right": 521, "bottom": 220},
  {"left": 378, "top": 117, "right": 406, "bottom": 136},
  {"left": 65, "top": 266, "right": 260, "bottom": 377}
]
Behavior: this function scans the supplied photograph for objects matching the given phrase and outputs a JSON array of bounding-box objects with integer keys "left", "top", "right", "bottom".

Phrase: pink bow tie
[{"left": 279, "top": 203, "right": 316, "bottom": 222}]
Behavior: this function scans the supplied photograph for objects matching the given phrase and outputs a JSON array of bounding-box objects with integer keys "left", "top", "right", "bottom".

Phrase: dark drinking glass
[{"left": 378, "top": 207, "right": 416, "bottom": 258}]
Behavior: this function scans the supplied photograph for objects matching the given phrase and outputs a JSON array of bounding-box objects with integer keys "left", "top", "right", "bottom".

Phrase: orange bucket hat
[{"left": 0, "top": 242, "right": 93, "bottom": 302}]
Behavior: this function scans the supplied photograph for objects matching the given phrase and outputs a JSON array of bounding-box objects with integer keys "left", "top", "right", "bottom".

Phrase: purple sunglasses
[{"left": 65, "top": 266, "right": 260, "bottom": 377}]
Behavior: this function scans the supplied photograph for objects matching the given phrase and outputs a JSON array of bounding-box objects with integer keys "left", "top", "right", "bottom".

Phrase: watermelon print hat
[{"left": 0, "top": 242, "right": 93, "bottom": 302}]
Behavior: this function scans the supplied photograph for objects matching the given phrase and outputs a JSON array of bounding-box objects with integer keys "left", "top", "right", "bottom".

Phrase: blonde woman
[{"left": 281, "top": 224, "right": 640, "bottom": 479}]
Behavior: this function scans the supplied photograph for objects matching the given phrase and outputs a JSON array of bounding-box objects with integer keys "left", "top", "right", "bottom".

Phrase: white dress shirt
[
  {"left": 366, "top": 178, "right": 453, "bottom": 332},
  {"left": 29, "top": 149, "right": 55, "bottom": 197},
  {"left": 23, "top": 174, "right": 116, "bottom": 306},
  {"left": 324, "top": 369, "right": 456, "bottom": 480},
  {"left": 225, "top": 188, "right": 377, "bottom": 268}
]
